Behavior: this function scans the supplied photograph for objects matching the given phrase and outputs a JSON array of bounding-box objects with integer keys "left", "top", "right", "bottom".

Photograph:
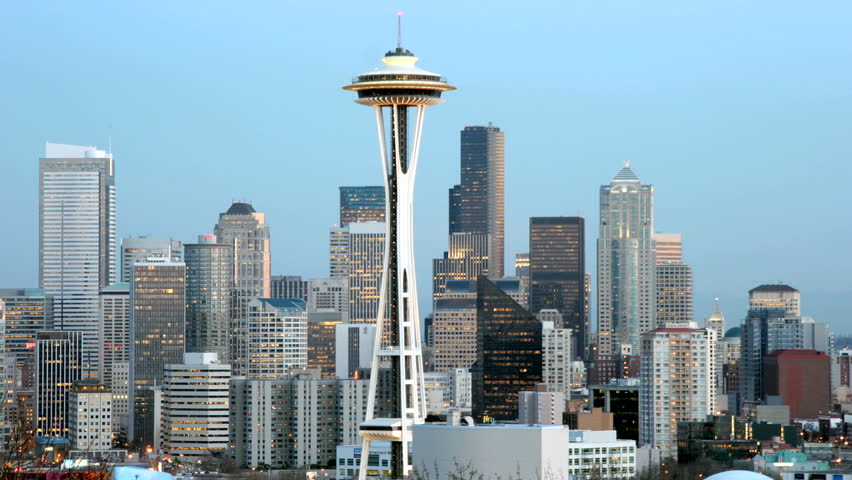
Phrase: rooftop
[
  {"left": 225, "top": 202, "right": 256, "bottom": 215},
  {"left": 749, "top": 284, "right": 798, "bottom": 293},
  {"left": 612, "top": 163, "right": 640, "bottom": 183}
]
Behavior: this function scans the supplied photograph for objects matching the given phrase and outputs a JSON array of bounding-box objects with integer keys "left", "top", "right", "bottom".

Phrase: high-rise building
[
  {"left": 343, "top": 42, "right": 453, "bottom": 479},
  {"left": 472, "top": 277, "right": 542, "bottom": 422},
  {"left": 0, "top": 288, "right": 51, "bottom": 433},
  {"left": 335, "top": 323, "right": 376, "bottom": 379},
  {"left": 329, "top": 222, "right": 386, "bottom": 323},
  {"left": 161, "top": 353, "right": 230, "bottom": 460},
  {"left": 129, "top": 260, "right": 186, "bottom": 447},
  {"left": 654, "top": 233, "right": 693, "bottom": 328},
  {"left": 449, "top": 125, "right": 505, "bottom": 278},
  {"left": 214, "top": 202, "right": 271, "bottom": 375},
  {"left": 541, "top": 312, "right": 572, "bottom": 399},
  {"left": 639, "top": 327, "right": 715, "bottom": 460},
  {"left": 245, "top": 298, "right": 307, "bottom": 379},
  {"left": 515, "top": 252, "right": 530, "bottom": 303},
  {"left": 272, "top": 275, "right": 309, "bottom": 301},
  {"left": 763, "top": 350, "right": 830, "bottom": 419},
  {"left": 99, "top": 283, "right": 129, "bottom": 386},
  {"left": 307, "top": 277, "right": 349, "bottom": 315},
  {"left": 529, "top": 217, "right": 586, "bottom": 358},
  {"left": 185, "top": 234, "right": 234, "bottom": 362},
  {"left": 597, "top": 163, "right": 655, "bottom": 356},
  {"left": 518, "top": 387, "right": 565, "bottom": 425},
  {"left": 39, "top": 142, "right": 116, "bottom": 379},
  {"left": 748, "top": 284, "right": 800, "bottom": 317},
  {"left": 591, "top": 382, "right": 640, "bottom": 442},
  {"left": 432, "top": 279, "right": 526, "bottom": 373},
  {"left": 229, "top": 371, "right": 369, "bottom": 469},
  {"left": 340, "top": 186, "right": 385, "bottom": 227},
  {"left": 432, "top": 233, "right": 490, "bottom": 301},
  {"left": 68, "top": 381, "right": 113, "bottom": 453},
  {"left": 120, "top": 237, "right": 182, "bottom": 283},
  {"left": 35, "top": 330, "right": 82, "bottom": 437},
  {"left": 307, "top": 311, "right": 345, "bottom": 376}
]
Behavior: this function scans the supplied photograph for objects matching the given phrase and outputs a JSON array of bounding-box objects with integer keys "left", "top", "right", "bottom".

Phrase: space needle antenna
[{"left": 397, "top": 11, "right": 403, "bottom": 48}]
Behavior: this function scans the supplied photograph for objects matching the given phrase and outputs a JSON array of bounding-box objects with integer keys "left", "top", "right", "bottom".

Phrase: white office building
[
  {"left": 245, "top": 298, "right": 307, "bottom": 379},
  {"left": 423, "top": 368, "right": 472, "bottom": 415},
  {"left": 160, "top": 353, "right": 230, "bottom": 460},
  {"left": 568, "top": 429, "right": 637, "bottom": 479},
  {"left": 334, "top": 323, "right": 375, "bottom": 379},
  {"left": 518, "top": 388, "right": 565, "bottom": 425},
  {"left": 99, "top": 283, "right": 129, "bottom": 385},
  {"left": 68, "top": 382, "right": 113, "bottom": 453},
  {"left": 542, "top": 318, "right": 572, "bottom": 398}
]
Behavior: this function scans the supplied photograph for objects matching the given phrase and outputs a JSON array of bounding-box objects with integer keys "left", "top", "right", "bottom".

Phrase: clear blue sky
[{"left": 1, "top": 1, "right": 850, "bottom": 332}]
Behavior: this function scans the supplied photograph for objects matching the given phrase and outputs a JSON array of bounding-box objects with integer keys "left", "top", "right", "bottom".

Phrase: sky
[{"left": 1, "top": 1, "right": 850, "bottom": 333}]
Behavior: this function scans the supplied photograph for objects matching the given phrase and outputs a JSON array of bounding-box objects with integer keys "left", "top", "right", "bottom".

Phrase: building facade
[
  {"left": 597, "top": 164, "right": 655, "bottom": 356},
  {"left": 120, "top": 237, "right": 182, "bottom": 283},
  {"left": 129, "top": 260, "right": 186, "bottom": 447},
  {"left": 161, "top": 353, "right": 230, "bottom": 460},
  {"left": 39, "top": 143, "right": 116, "bottom": 379},
  {"left": 213, "top": 202, "right": 271, "bottom": 375},
  {"left": 185, "top": 234, "right": 234, "bottom": 362},
  {"left": 529, "top": 217, "right": 586, "bottom": 358},
  {"left": 35, "top": 330, "right": 82, "bottom": 437},
  {"left": 245, "top": 298, "right": 307, "bottom": 379},
  {"left": 328, "top": 222, "right": 386, "bottom": 323},
  {"left": 639, "top": 327, "right": 715, "bottom": 460},
  {"left": 432, "top": 233, "right": 490, "bottom": 301},
  {"left": 472, "top": 277, "right": 542, "bottom": 422},
  {"left": 763, "top": 350, "right": 830, "bottom": 419},
  {"left": 68, "top": 381, "right": 113, "bottom": 454},
  {"left": 99, "top": 283, "right": 129, "bottom": 386},
  {"left": 271, "top": 275, "right": 309, "bottom": 301},
  {"left": 448, "top": 125, "right": 505, "bottom": 278},
  {"left": 339, "top": 186, "right": 385, "bottom": 227}
]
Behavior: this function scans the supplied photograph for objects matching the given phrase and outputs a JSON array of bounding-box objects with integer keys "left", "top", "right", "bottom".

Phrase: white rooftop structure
[{"left": 45, "top": 141, "right": 109, "bottom": 159}]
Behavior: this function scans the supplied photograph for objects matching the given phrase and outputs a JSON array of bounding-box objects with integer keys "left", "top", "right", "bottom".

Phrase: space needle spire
[{"left": 343, "top": 16, "right": 455, "bottom": 480}]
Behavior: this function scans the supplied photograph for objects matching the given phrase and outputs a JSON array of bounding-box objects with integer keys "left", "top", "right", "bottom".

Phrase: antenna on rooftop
[
  {"left": 397, "top": 11, "right": 403, "bottom": 48},
  {"left": 108, "top": 125, "right": 112, "bottom": 156}
]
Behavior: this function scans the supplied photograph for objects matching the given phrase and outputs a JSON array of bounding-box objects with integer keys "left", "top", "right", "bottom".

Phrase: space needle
[{"left": 343, "top": 13, "right": 455, "bottom": 480}]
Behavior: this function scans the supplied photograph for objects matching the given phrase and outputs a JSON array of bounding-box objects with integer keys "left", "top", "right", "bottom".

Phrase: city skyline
[{"left": 1, "top": 2, "right": 851, "bottom": 332}]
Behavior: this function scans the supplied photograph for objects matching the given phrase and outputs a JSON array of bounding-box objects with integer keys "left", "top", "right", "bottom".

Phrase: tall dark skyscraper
[
  {"left": 339, "top": 186, "right": 385, "bottom": 227},
  {"left": 529, "top": 217, "right": 586, "bottom": 359},
  {"left": 472, "top": 276, "right": 542, "bottom": 422},
  {"left": 449, "top": 125, "right": 505, "bottom": 278}
]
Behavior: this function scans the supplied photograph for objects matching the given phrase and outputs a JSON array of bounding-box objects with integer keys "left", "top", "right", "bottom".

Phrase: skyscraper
[
  {"left": 431, "top": 232, "right": 490, "bottom": 301},
  {"left": 329, "top": 222, "right": 386, "bottom": 323},
  {"left": 39, "top": 142, "right": 116, "bottom": 378},
  {"left": 449, "top": 125, "right": 505, "bottom": 278},
  {"left": 120, "top": 237, "right": 182, "bottom": 283},
  {"left": 35, "top": 330, "right": 82, "bottom": 437},
  {"left": 99, "top": 282, "right": 130, "bottom": 386},
  {"left": 245, "top": 298, "right": 307, "bottom": 379},
  {"left": 340, "top": 186, "right": 386, "bottom": 227},
  {"left": 271, "top": 275, "right": 309, "bottom": 301},
  {"left": 748, "top": 284, "right": 800, "bottom": 317},
  {"left": 639, "top": 327, "right": 715, "bottom": 460},
  {"left": 343, "top": 36, "right": 454, "bottom": 479},
  {"left": 185, "top": 234, "right": 234, "bottom": 362},
  {"left": 472, "top": 276, "right": 542, "bottom": 422},
  {"left": 529, "top": 217, "right": 586, "bottom": 358},
  {"left": 129, "top": 260, "right": 186, "bottom": 447},
  {"left": 161, "top": 353, "right": 230, "bottom": 460},
  {"left": 654, "top": 233, "right": 693, "bottom": 328},
  {"left": 214, "top": 202, "right": 272, "bottom": 375},
  {"left": 597, "top": 163, "right": 655, "bottom": 356}
]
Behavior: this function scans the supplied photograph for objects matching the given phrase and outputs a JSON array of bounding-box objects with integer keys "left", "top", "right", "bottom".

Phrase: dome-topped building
[
  {"left": 706, "top": 471, "right": 773, "bottom": 480},
  {"left": 225, "top": 202, "right": 256, "bottom": 215}
]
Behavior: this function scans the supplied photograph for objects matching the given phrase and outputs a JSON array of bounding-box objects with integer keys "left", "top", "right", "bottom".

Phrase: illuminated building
[
  {"left": 597, "top": 163, "right": 655, "bottom": 356},
  {"left": 432, "top": 232, "right": 490, "bottom": 301},
  {"left": 161, "top": 353, "right": 230, "bottom": 460},
  {"left": 119, "top": 237, "right": 182, "bottom": 283},
  {"left": 185, "top": 234, "right": 234, "bottom": 362},
  {"left": 340, "top": 186, "right": 385, "bottom": 227},
  {"left": 129, "top": 259, "right": 186, "bottom": 447},
  {"left": 515, "top": 252, "right": 530, "bottom": 303},
  {"left": 98, "top": 283, "right": 129, "bottom": 387},
  {"left": 214, "top": 201, "right": 271, "bottom": 375},
  {"left": 541, "top": 312, "right": 572, "bottom": 398},
  {"left": 40, "top": 142, "right": 116, "bottom": 379},
  {"left": 35, "top": 330, "right": 82, "bottom": 437},
  {"left": 0, "top": 288, "right": 51, "bottom": 438},
  {"left": 591, "top": 381, "right": 640, "bottom": 442},
  {"left": 245, "top": 298, "right": 307, "bottom": 379},
  {"left": 449, "top": 125, "right": 505, "bottom": 278},
  {"left": 329, "top": 222, "right": 386, "bottom": 323},
  {"left": 748, "top": 284, "right": 800, "bottom": 317},
  {"left": 530, "top": 216, "right": 586, "bottom": 358},
  {"left": 472, "top": 276, "right": 542, "bottom": 422},
  {"left": 307, "top": 311, "right": 345, "bottom": 376},
  {"left": 639, "top": 327, "right": 715, "bottom": 460},
  {"left": 343, "top": 28, "right": 454, "bottom": 478},
  {"left": 68, "top": 381, "right": 113, "bottom": 453}
]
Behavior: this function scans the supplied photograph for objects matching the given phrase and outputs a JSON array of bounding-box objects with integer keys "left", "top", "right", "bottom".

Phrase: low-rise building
[{"left": 568, "top": 429, "right": 636, "bottom": 479}]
